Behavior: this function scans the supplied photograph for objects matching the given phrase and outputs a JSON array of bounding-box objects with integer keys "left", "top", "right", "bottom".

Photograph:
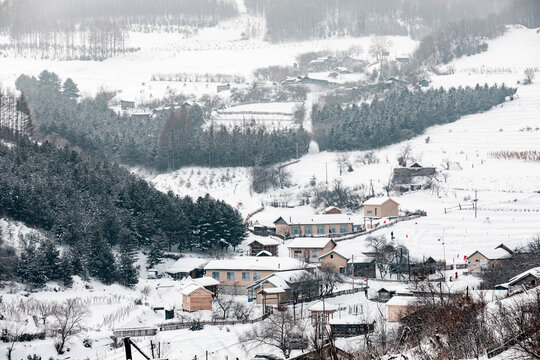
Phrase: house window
[
  {"left": 312, "top": 250, "right": 321, "bottom": 259},
  {"left": 339, "top": 267, "right": 345, "bottom": 274},
  {"left": 294, "top": 250, "right": 302, "bottom": 259},
  {"left": 329, "top": 226, "right": 336, "bottom": 233},
  {"left": 305, "top": 226, "right": 312, "bottom": 235},
  {"left": 227, "top": 272, "right": 235, "bottom": 281},
  {"left": 317, "top": 225, "right": 325, "bottom": 234},
  {"left": 242, "top": 272, "right": 251, "bottom": 282},
  {"left": 330, "top": 254, "right": 334, "bottom": 259},
  {"left": 292, "top": 226, "right": 300, "bottom": 235},
  {"left": 212, "top": 272, "right": 220, "bottom": 280},
  {"left": 248, "top": 288, "right": 256, "bottom": 299},
  {"left": 375, "top": 208, "right": 378, "bottom": 216},
  {"left": 253, "top": 272, "right": 262, "bottom": 281},
  {"left": 367, "top": 210, "right": 373, "bottom": 215},
  {"left": 340, "top": 225, "right": 348, "bottom": 233}
]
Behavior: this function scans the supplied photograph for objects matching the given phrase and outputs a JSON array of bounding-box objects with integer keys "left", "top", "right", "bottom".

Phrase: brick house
[
  {"left": 204, "top": 257, "right": 306, "bottom": 290},
  {"left": 318, "top": 248, "right": 375, "bottom": 277},
  {"left": 363, "top": 197, "right": 399, "bottom": 218},
  {"left": 273, "top": 214, "right": 355, "bottom": 237},
  {"left": 387, "top": 295, "right": 417, "bottom": 322},
  {"left": 287, "top": 238, "right": 336, "bottom": 263},
  {"left": 467, "top": 245, "right": 513, "bottom": 273}
]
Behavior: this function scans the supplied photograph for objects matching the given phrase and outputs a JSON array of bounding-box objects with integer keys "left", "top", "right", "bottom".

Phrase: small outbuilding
[
  {"left": 248, "top": 238, "right": 280, "bottom": 256},
  {"left": 467, "top": 246, "right": 513, "bottom": 273},
  {"left": 181, "top": 284, "right": 214, "bottom": 312},
  {"left": 308, "top": 301, "right": 338, "bottom": 324},
  {"left": 386, "top": 295, "right": 417, "bottom": 322},
  {"left": 362, "top": 197, "right": 399, "bottom": 219}
]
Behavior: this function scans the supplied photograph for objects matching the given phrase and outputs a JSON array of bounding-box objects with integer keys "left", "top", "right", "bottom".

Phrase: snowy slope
[
  {"left": 145, "top": 26, "right": 540, "bottom": 262},
  {"left": 0, "top": 13, "right": 417, "bottom": 101}
]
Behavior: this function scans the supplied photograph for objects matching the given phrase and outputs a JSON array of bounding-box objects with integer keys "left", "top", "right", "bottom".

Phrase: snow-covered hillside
[
  {"left": 0, "top": 13, "right": 417, "bottom": 101},
  {"left": 145, "top": 25, "right": 540, "bottom": 262}
]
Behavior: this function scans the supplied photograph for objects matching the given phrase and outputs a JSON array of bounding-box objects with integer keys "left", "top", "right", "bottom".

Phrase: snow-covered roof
[
  {"left": 167, "top": 257, "right": 210, "bottom": 274},
  {"left": 322, "top": 206, "right": 342, "bottom": 213},
  {"left": 181, "top": 283, "right": 211, "bottom": 296},
  {"left": 246, "top": 269, "right": 311, "bottom": 290},
  {"left": 318, "top": 244, "right": 372, "bottom": 262},
  {"left": 192, "top": 276, "right": 220, "bottom": 287},
  {"left": 287, "top": 237, "right": 335, "bottom": 249},
  {"left": 362, "top": 196, "right": 398, "bottom": 206},
  {"left": 274, "top": 214, "right": 355, "bottom": 225},
  {"left": 472, "top": 248, "right": 512, "bottom": 260},
  {"left": 261, "top": 287, "right": 286, "bottom": 294},
  {"left": 508, "top": 266, "right": 540, "bottom": 286},
  {"left": 248, "top": 237, "right": 281, "bottom": 246},
  {"left": 204, "top": 257, "right": 305, "bottom": 271},
  {"left": 266, "top": 276, "right": 291, "bottom": 290},
  {"left": 374, "top": 283, "right": 411, "bottom": 294},
  {"left": 386, "top": 295, "right": 416, "bottom": 307},
  {"left": 309, "top": 301, "right": 338, "bottom": 312},
  {"left": 256, "top": 250, "right": 273, "bottom": 256}
]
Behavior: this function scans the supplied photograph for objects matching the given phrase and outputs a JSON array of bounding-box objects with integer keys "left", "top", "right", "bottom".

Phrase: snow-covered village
[{"left": 0, "top": 1, "right": 539, "bottom": 359}]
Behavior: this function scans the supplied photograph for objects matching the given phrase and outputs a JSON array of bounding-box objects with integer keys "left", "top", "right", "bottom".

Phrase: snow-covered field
[
  {"left": 207, "top": 101, "right": 304, "bottom": 130},
  {"left": 0, "top": 12, "right": 417, "bottom": 101}
]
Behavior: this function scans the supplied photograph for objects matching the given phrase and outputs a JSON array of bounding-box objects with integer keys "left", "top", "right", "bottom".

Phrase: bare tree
[
  {"left": 365, "top": 235, "right": 400, "bottom": 279},
  {"left": 4, "top": 324, "right": 25, "bottom": 360},
  {"left": 369, "top": 36, "right": 393, "bottom": 79},
  {"left": 241, "top": 309, "right": 306, "bottom": 358},
  {"left": 524, "top": 67, "right": 536, "bottom": 85},
  {"left": 231, "top": 301, "right": 255, "bottom": 321},
  {"left": 51, "top": 299, "right": 89, "bottom": 354},
  {"left": 213, "top": 294, "right": 234, "bottom": 320},
  {"left": 336, "top": 153, "right": 351, "bottom": 176},
  {"left": 492, "top": 290, "right": 540, "bottom": 358}
]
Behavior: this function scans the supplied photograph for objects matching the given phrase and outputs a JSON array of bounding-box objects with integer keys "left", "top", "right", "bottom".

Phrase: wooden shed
[{"left": 182, "top": 284, "right": 213, "bottom": 312}]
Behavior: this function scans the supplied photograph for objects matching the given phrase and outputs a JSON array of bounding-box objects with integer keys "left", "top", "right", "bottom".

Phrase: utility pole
[
  {"left": 325, "top": 162, "right": 328, "bottom": 184},
  {"left": 351, "top": 254, "right": 355, "bottom": 291},
  {"left": 473, "top": 189, "right": 478, "bottom": 219},
  {"left": 123, "top": 337, "right": 150, "bottom": 360},
  {"left": 124, "top": 338, "right": 133, "bottom": 360},
  {"left": 369, "top": 179, "right": 375, "bottom": 197}
]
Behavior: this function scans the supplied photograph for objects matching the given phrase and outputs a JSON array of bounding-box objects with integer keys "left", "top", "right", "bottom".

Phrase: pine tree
[
  {"left": 16, "top": 244, "right": 47, "bottom": 289},
  {"left": 38, "top": 240, "right": 61, "bottom": 282},
  {"left": 147, "top": 231, "right": 166, "bottom": 268},
  {"left": 62, "top": 78, "right": 80, "bottom": 100},
  {"left": 59, "top": 254, "right": 74, "bottom": 288},
  {"left": 116, "top": 231, "right": 138, "bottom": 287},
  {"left": 88, "top": 236, "right": 117, "bottom": 285}
]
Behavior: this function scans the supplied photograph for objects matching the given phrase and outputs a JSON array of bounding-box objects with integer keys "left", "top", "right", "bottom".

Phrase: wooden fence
[
  {"left": 333, "top": 212, "right": 426, "bottom": 243},
  {"left": 158, "top": 311, "right": 271, "bottom": 331}
]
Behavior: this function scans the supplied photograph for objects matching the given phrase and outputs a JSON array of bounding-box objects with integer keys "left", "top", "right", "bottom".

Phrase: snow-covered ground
[
  {"left": 0, "top": 12, "right": 417, "bottom": 101},
  {"left": 145, "top": 25, "right": 540, "bottom": 263},
  {"left": 1, "top": 17, "right": 540, "bottom": 360}
]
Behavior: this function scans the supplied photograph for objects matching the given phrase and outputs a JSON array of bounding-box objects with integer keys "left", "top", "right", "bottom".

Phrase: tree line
[
  {"left": 0, "top": 88, "right": 34, "bottom": 141},
  {"left": 16, "top": 71, "right": 311, "bottom": 170},
  {"left": 243, "top": 0, "right": 540, "bottom": 42},
  {"left": 157, "top": 109, "right": 311, "bottom": 171},
  {"left": 0, "top": 135, "right": 246, "bottom": 287},
  {"left": 0, "top": 0, "right": 238, "bottom": 60},
  {"left": 313, "top": 84, "right": 516, "bottom": 152}
]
